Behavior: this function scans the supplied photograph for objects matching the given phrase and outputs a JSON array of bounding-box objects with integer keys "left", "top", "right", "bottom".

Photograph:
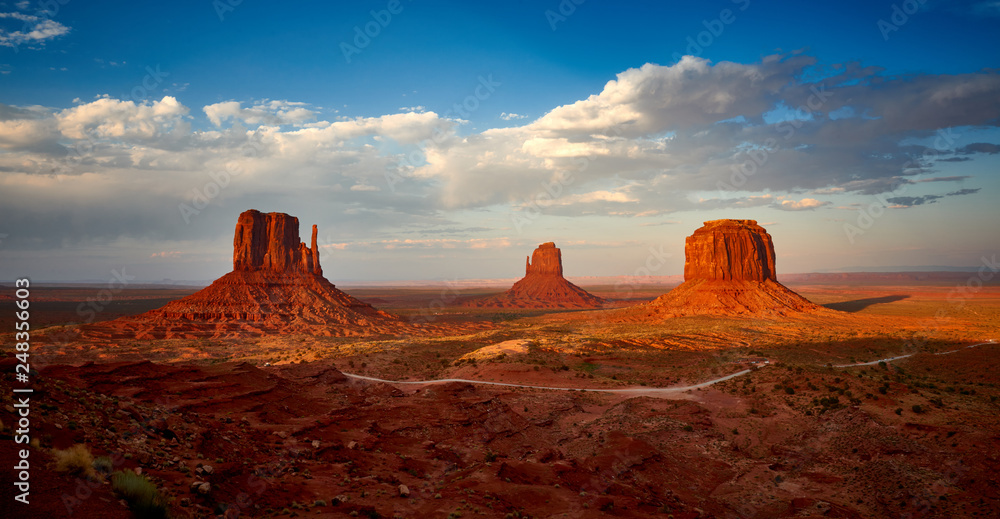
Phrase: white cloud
[
  {"left": 56, "top": 96, "right": 189, "bottom": 140},
  {"left": 203, "top": 100, "right": 316, "bottom": 127},
  {"left": 500, "top": 112, "right": 527, "bottom": 120},
  {"left": 0, "top": 12, "right": 70, "bottom": 48},
  {"left": 775, "top": 198, "right": 830, "bottom": 211}
]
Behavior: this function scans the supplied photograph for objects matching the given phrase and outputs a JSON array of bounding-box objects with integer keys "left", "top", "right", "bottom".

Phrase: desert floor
[{"left": 2, "top": 280, "right": 999, "bottom": 518}]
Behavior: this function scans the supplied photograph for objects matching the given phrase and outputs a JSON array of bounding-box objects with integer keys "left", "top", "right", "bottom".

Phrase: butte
[
  {"left": 468, "top": 242, "right": 605, "bottom": 309},
  {"left": 648, "top": 219, "right": 818, "bottom": 316},
  {"left": 89, "top": 209, "right": 399, "bottom": 339}
]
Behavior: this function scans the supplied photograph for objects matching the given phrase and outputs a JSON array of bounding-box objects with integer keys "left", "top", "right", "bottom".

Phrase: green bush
[
  {"left": 111, "top": 471, "right": 170, "bottom": 519},
  {"left": 92, "top": 456, "right": 114, "bottom": 475}
]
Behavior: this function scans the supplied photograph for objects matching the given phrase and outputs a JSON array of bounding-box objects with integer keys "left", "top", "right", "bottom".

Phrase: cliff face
[
  {"left": 91, "top": 210, "right": 398, "bottom": 339},
  {"left": 651, "top": 219, "right": 818, "bottom": 317},
  {"left": 233, "top": 210, "right": 322, "bottom": 275},
  {"left": 470, "top": 242, "right": 604, "bottom": 309},
  {"left": 526, "top": 242, "right": 563, "bottom": 277},
  {"left": 683, "top": 219, "right": 775, "bottom": 282}
]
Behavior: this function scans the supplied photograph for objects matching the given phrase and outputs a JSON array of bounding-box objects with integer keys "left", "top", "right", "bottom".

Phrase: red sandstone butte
[
  {"left": 650, "top": 220, "right": 818, "bottom": 316},
  {"left": 469, "top": 242, "right": 605, "bottom": 309},
  {"left": 91, "top": 210, "right": 398, "bottom": 338}
]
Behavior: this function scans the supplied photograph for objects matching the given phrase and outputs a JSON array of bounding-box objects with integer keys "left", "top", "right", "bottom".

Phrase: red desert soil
[
  {"left": 3, "top": 214, "right": 999, "bottom": 518},
  {"left": 467, "top": 242, "right": 606, "bottom": 309}
]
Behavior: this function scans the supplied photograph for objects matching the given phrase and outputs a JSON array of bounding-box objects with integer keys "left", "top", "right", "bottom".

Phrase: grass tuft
[{"left": 111, "top": 470, "right": 170, "bottom": 519}]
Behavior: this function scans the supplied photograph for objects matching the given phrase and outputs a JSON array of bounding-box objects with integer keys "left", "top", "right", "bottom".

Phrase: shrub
[
  {"left": 53, "top": 444, "right": 95, "bottom": 477},
  {"left": 93, "top": 456, "right": 114, "bottom": 475},
  {"left": 111, "top": 470, "right": 170, "bottom": 519}
]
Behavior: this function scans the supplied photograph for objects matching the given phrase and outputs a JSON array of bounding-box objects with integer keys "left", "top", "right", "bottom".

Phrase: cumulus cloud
[
  {"left": 411, "top": 53, "right": 999, "bottom": 213},
  {"left": 0, "top": 52, "right": 997, "bottom": 257},
  {"left": 56, "top": 96, "right": 189, "bottom": 140}
]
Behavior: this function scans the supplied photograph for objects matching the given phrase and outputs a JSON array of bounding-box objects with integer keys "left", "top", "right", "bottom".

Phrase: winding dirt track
[
  {"left": 342, "top": 340, "right": 997, "bottom": 394},
  {"left": 342, "top": 368, "right": 754, "bottom": 394},
  {"left": 833, "top": 340, "right": 996, "bottom": 367}
]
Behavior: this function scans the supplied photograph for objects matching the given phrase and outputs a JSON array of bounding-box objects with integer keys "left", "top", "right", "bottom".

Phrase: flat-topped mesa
[
  {"left": 646, "top": 219, "right": 818, "bottom": 317},
  {"left": 233, "top": 210, "right": 322, "bottom": 275},
  {"left": 525, "top": 242, "right": 563, "bottom": 277},
  {"left": 684, "top": 219, "right": 776, "bottom": 282}
]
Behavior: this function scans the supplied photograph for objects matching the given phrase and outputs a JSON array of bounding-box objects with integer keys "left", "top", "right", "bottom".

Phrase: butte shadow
[{"left": 465, "top": 242, "right": 606, "bottom": 309}]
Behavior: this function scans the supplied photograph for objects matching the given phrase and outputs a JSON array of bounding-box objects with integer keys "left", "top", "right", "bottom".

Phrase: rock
[
  {"left": 468, "top": 242, "right": 605, "bottom": 309},
  {"left": 202, "top": 464, "right": 214, "bottom": 475},
  {"left": 83, "top": 209, "right": 401, "bottom": 339},
  {"left": 398, "top": 484, "right": 410, "bottom": 497},
  {"left": 311, "top": 440, "right": 321, "bottom": 449},
  {"left": 649, "top": 220, "right": 818, "bottom": 317},
  {"left": 683, "top": 219, "right": 775, "bottom": 282},
  {"left": 196, "top": 482, "right": 212, "bottom": 495},
  {"left": 525, "top": 242, "right": 562, "bottom": 276},
  {"left": 347, "top": 441, "right": 357, "bottom": 450},
  {"left": 232, "top": 210, "right": 321, "bottom": 274}
]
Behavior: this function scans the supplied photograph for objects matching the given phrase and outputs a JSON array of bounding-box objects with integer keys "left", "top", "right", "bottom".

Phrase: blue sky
[{"left": 1, "top": 0, "right": 998, "bottom": 282}]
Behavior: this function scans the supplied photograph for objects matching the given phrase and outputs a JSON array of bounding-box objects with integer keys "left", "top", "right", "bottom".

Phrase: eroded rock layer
[
  {"left": 651, "top": 219, "right": 817, "bottom": 316},
  {"left": 469, "top": 242, "right": 604, "bottom": 309},
  {"left": 85, "top": 210, "right": 399, "bottom": 338}
]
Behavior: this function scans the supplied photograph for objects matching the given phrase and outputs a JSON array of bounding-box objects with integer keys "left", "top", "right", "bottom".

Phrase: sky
[{"left": 1, "top": 0, "right": 998, "bottom": 283}]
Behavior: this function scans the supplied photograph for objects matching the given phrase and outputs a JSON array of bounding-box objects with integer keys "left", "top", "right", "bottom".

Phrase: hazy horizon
[{"left": 2, "top": 1, "right": 998, "bottom": 282}]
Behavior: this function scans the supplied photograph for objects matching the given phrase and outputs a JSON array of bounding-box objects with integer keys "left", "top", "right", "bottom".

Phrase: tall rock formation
[
  {"left": 93, "top": 210, "right": 399, "bottom": 339},
  {"left": 649, "top": 219, "right": 817, "bottom": 316},
  {"left": 232, "top": 210, "right": 323, "bottom": 275},
  {"left": 683, "top": 220, "right": 775, "bottom": 282},
  {"left": 468, "top": 242, "right": 604, "bottom": 309}
]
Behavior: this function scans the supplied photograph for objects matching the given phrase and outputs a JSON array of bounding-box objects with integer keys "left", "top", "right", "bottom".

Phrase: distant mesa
[
  {"left": 467, "top": 242, "right": 605, "bottom": 309},
  {"left": 88, "top": 209, "right": 399, "bottom": 338},
  {"left": 648, "top": 219, "right": 818, "bottom": 316}
]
